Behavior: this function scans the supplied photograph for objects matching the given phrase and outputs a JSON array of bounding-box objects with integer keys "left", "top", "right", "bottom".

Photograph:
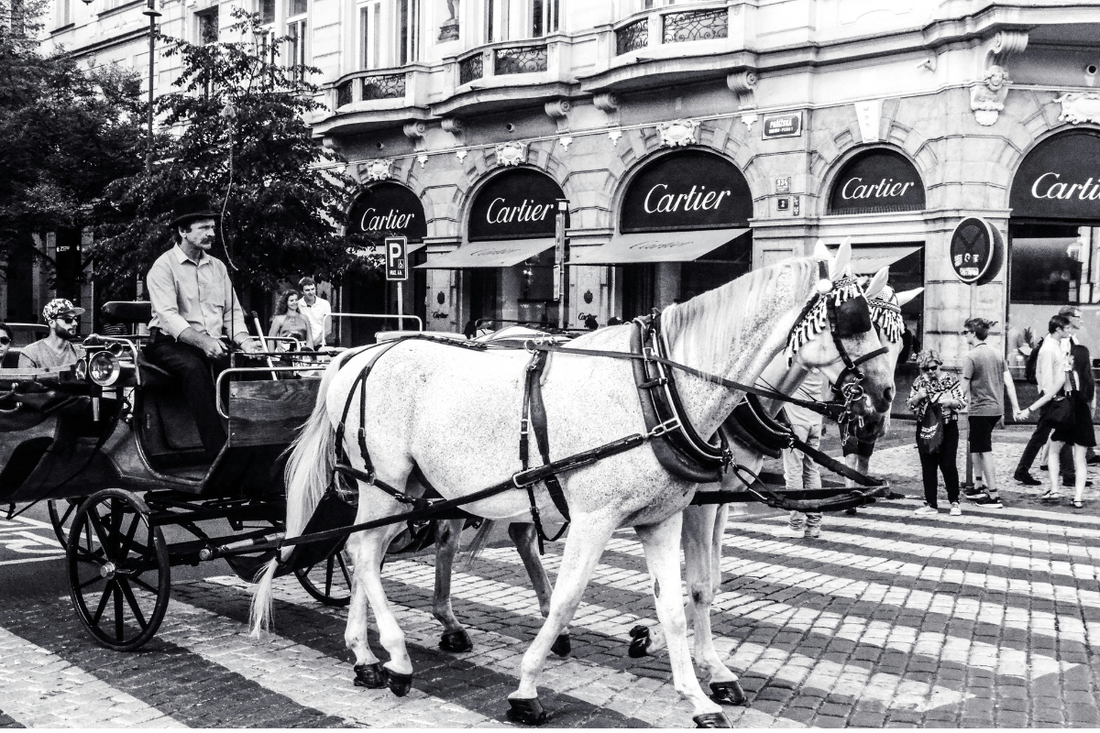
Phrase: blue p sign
[{"left": 385, "top": 236, "right": 408, "bottom": 281}]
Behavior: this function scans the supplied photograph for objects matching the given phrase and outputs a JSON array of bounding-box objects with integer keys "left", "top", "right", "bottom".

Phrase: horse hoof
[
  {"left": 439, "top": 629, "right": 473, "bottom": 653},
  {"left": 506, "top": 697, "right": 549, "bottom": 726},
  {"left": 693, "top": 712, "right": 732, "bottom": 728},
  {"left": 628, "top": 625, "right": 651, "bottom": 658},
  {"left": 709, "top": 681, "right": 747, "bottom": 706},
  {"left": 383, "top": 667, "right": 414, "bottom": 697},
  {"left": 353, "top": 663, "right": 386, "bottom": 689},
  {"left": 551, "top": 633, "right": 571, "bottom": 657}
]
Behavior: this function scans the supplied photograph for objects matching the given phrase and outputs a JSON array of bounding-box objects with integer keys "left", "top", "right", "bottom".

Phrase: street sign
[
  {"left": 949, "top": 217, "right": 1003, "bottom": 285},
  {"left": 385, "top": 236, "right": 408, "bottom": 281}
]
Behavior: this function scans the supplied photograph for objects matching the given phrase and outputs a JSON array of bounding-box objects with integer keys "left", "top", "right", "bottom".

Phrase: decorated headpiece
[
  {"left": 785, "top": 276, "right": 868, "bottom": 363},
  {"left": 868, "top": 292, "right": 904, "bottom": 344}
]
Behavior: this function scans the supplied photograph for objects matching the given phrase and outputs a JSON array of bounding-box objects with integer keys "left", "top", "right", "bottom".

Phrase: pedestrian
[
  {"left": 1016, "top": 313, "right": 1095, "bottom": 507},
  {"left": 607, "top": 316, "right": 623, "bottom": 326},
  {"left": 960, "top": 317, "right": 1023, "bottom": 508},
  {"left": 17, "top": 299, "right": 87, "bottom": 370},
  {"left": 1014, "top": 312, "right": 1075, "bottom": 487},
  {"left": 269, "top": 289, "right": 313, "bottom": 350},
  {"left": 0, "top": 323, "right": 16, "bottom": 368},
  {"left": 907, "top": 350, "right": 967, "bottom": 515},
  {"left": 297, "top": 276, "right": 333, "bottom": 349},
  {"left": 779, "top": 368, "right": 826, "bottom": 539},
  {"left": 145, "top": 192, "right": 262, "bottom": 461}
]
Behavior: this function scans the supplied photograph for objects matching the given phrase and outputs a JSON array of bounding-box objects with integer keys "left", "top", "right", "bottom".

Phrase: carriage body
[{"left": 0, "top": 302, "right": 351, "bottom": 651}]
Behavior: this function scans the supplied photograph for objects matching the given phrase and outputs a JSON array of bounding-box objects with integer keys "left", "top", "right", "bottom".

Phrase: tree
[
  {"left": 94, "top": 9, "right": 354, "bottom": 297},
  {"left": 0, "top": 0, "right": 146, "bottom": 282}
]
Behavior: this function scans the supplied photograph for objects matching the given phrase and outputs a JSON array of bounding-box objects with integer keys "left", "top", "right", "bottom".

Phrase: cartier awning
[
  {"left": 415, "top": 239, "right": 555, "bottom": 269},
  {"left": 846, "top": 245, "right": 922, "bottom": 275},
  {"left": 568, "top": 229, "right": 749, "bottom": 266}
]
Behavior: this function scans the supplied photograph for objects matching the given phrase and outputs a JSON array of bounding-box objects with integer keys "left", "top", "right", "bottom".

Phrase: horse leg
[
  {"left": 637, "top": 512, "right": 729, "bottom": 727},
  {"left": 346, "top": 526, "right": 416, "bottom": 697},
  {"left": 507, "top": 514, "right": 617, "bottom": 725},
  {"left": 508, "top": 522, "right": 571, "bottom": 657},
  {"left": 433, "top": 518, "right": 473, "bottom": 653},
  {"left": 344, "top": 531, "right": 386, "bottom": 689},
  {"left": 682, "top": 505, "right": 744, "bottom": 706}
]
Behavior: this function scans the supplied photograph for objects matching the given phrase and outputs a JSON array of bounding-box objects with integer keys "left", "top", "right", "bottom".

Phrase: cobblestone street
[{"left": 1, "top": 424, "right": 1099, "bottom": 728}]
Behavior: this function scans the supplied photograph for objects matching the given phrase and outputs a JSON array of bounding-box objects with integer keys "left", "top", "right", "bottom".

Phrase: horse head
[{"left": 784, "top": 241, "right": 897, "bottom": 434}]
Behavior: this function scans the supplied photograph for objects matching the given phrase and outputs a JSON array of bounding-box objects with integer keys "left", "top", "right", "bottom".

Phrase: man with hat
[
  {"left": 18, "top": 298, "right": 87, "bottom": 369},
  {"left": 145, "top": 192, "right": 261, "bottom": 461}
]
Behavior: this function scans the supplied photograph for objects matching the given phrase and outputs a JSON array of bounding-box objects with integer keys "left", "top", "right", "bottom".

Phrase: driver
[
  {"left": 145, "top": 192, "right": 260, "bottom": 461},
  {"left": 18, "top": 299, "right": 87, "bottom": 369}
]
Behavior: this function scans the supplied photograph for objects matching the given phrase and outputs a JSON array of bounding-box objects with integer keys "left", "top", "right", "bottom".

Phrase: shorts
[
  {"left": 967, "top": 415, "right": 999, "bottom": 453},
  {"left": 841, "top": 434, "right": 875, "bottom": 458}
]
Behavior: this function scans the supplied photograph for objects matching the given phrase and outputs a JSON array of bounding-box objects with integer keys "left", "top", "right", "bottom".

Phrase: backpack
[{"left": 1025, "top": 337, "right": 1042, "bottom": 384}]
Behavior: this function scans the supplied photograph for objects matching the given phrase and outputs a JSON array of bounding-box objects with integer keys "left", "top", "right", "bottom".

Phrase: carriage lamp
[
  {"left": 89, "top": 351, "right": 122, "bottom": 387},
  {"left": 74, "top": 358, "right": 89, "bottom": 381}
]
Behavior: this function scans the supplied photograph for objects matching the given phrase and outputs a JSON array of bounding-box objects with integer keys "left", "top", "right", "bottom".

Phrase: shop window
[
  {"left": 1008, "top": 222, "right": 1100, "bottom": 367},
  {"left": 196, "top": 7, "right": 219, "bottom": 44}
]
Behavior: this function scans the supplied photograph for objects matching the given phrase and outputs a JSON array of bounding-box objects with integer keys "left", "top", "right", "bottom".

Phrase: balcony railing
[
  {"left": 663, "top": 7, "right": 728, "bottom": 44},
  {"left": 494, "top": 44, "right": 548, "bottom": 75},
  {"left": 361, "top": 72, "right": 407, "bottom": 101},
  {"left": 615, "top": 17, "right": 648, "bottom": 56},
  {"left": 336, "top": 80, "right": 353, "bottom": 108},
  {"left": 458, "top": 52, "right": 484, "bottom": 84}
]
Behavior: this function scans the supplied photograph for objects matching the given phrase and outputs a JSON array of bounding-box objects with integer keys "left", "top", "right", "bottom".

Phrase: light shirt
[
  {"left": 1035, "top": 335, "right": 1066, "bottom": 397},
  {"left": 784, "top": 370, "right": 825, "bottom": 428},
  {"left": 146, "top": 244, "right": 248, "bottom": 343},
  {"left": 17, "top": 339, "right": 85, "bottom": 370},
  {"left": 962, "top": 341, "right": 1006, "bottom": 417},
  {"left": 298, "top": 296, "right": 331, "bottom": 348}
]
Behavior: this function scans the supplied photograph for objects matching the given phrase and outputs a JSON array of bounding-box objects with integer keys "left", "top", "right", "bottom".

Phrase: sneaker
[
  {"left": 844, "top": 507, "right": 858, "bottom": 516},
  {"left": 804, "top": 524, "right": 821, "bottom": 539},
  {"left": 964, "top": 489, "right": 988, "bottom": 502},
  {"left": 776, "top": 525, "right": 805, "bottom": 539},
  {"left": 950, "top": 502, "right": 962, "bottom": 516},
  {"left": 1013, "top": 471, "right": 1042, "bottom": 486},
  {"left": 970, "top": 493, "right": 1003, "bottom": 508},
  {"left": 914, "top": 504, "right": 938, "bottom": 515}
]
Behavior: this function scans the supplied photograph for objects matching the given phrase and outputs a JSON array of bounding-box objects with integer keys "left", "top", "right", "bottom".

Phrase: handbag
[
  {"left": 916, "top": 402, "right": 944, "bottom": 454},
  {"left": 1046, "top": 395, "right": 1075, "bottom": 431}
]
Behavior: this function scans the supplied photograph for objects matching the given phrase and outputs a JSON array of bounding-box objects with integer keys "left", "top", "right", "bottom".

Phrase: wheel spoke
[
  {"left": 118, "top": 514, "right": 142, "bottom": 559},
  {"left": 87, "top": 510, "right": 112, "bottom": 556},
  {"left": 117, "top": 579, "right": 148, "bottom": 630},
  {"left": 337, "top": 553, "right": 353, "bottom": 586},
  {"left": 77, "top": 574, "right": 107, "bottom": 592},
  {"left": 91, "top": 580, "right": 115, "bottom": 625},
  {"left": 130, "top": 575, "right": 159, "bottom": 595},
  {"left": 114, "top": 579, "right": 125, "bottom": 641}
]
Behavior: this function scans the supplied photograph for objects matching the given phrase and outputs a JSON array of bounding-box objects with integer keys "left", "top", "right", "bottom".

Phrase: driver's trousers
[{"left": 145, "top": 332, "right": 230, "bottom": 461}]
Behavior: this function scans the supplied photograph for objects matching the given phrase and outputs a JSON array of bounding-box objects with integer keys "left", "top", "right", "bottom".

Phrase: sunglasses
[
  {"left": 921, "top": 365, "right": 940, "bottom": 372},
  {"left": 0, "top": 336, "right": 9, "bottom": 346},
  {"left": 57, "top": 316, "right": 79, "bottom": 324},
  {"left": 960, "top": 330, "right": 973, "bottom": 335}
]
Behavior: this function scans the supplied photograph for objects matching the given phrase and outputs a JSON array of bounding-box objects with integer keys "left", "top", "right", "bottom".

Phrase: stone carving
[
  {"left": 726, "top": 70, "right": 757, "bottom": 109},
  {"left": 970, "top": 64, "right": 1010, "bottom": 127},
  {"left": 403, "top": 121, "right": 427, "bottom": 142},
  {"left": 362, "top": 159, "right": 392, "bottom": 181},
  {"left": 558, "top": 136, "right": 573, "bottom": 151},
  {"left": 455, "top": 148, "right": 468, "bottom": 161},
  {"left": 657, "top": 118, "right": 697, "bottom": 147},
  {"left": 438, "top": 0, "right": 459, "bottom": 40},
  {"left": 1055, "top": 92, "right": 1100, "bottom": 125},
  {"left": 593, "top": 93, "right": 619, "bottom": 114},
  {"left": 417, "top": 153, "right": 429, "bottom": 168},
  {"left": 740, "top": 112, "right": 758, "bottom": 129},
  {"left": 495, "top": 141, "right": 528, "bottom": 166},
  {"left": 608, "top": 128, "right": 623, "bottom": 144},
  {"left": 544, "top": 99, "right": 572, "bottom": 120}
]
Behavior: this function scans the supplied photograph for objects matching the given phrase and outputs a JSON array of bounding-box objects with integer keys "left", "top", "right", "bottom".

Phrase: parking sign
[{"left": 385, "top": 236, "right": 408, "bottom": 281}]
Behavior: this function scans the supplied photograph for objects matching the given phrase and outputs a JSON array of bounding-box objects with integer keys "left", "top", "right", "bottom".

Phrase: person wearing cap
[
  {"left": 145, "top": 192, "right": 261, "bottom": 460},
  {"left": 18, "top": 299, "right": 87, "bottom": 370}
]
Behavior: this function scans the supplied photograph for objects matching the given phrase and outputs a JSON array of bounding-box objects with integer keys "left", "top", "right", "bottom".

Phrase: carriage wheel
[
  {"left": 294, "top": 547, "right": 354, "bottom": 606},
  {"left": 66, "top": 489, "right": 171, "bottom": 651},
  {"left": 48, "top": 498, "right": 86, "bottom": 548}
]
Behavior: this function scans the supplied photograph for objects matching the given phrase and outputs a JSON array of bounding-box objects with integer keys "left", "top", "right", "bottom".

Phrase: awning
[
  {"left": 845, "top": 245, "right": 922, "bottom": 274},
  {"left": 568, "top": 228, "right": 749, "bottom": 266},
  {"left": 415, "top": 239, "right": 555, "bottom": 269}
]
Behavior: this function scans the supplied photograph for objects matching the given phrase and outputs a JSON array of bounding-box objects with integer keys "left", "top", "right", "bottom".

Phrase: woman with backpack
[{"left": 907, "top": 350, "right": 968, "bottom": 515}]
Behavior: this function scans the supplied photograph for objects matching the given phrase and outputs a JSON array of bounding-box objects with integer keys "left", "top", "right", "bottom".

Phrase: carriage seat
[{"left": 100, "top": 301, "right": 205, "bottom": 462}]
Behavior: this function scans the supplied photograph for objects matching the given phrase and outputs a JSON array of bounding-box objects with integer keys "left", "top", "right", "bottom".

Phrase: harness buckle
[{"left": 649, "top": 418, "right": 681, "bottom": 439}]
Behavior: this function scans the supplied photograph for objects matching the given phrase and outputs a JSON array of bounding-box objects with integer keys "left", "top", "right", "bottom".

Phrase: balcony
[
  {"left": 313, "top": 66, "right": 431, "bottom": 138},
  {"left": 433, "top": 38, "right": 579, "bottom": 118}
]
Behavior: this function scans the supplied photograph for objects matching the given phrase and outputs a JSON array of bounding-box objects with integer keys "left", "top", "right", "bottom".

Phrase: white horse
[
  {"left": 629, "top": 280, "right": 922, "bottom": 705},
  {"left": 251, "top": 243, "right": 896, "bottom": 727}
]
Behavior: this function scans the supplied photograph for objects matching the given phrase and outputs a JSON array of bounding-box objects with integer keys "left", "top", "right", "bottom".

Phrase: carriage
[{"left": 0, "top": 300, "right": 356, "bottom": 651}]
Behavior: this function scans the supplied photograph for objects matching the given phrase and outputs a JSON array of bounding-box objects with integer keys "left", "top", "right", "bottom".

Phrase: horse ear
[
  {"left": 895, "top": 286, "right": 924, "bottom": 306},
  {"left": 864, "top": 267, "right": 890, "bottom": 299},
  {"left": 830, "top": 238, "right": 852, "bottom": 280},
  {"left": 812, "top": 239, "right": 829, "bottom": 262}
]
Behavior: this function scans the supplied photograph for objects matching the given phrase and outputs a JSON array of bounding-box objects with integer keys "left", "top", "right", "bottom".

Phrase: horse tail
[
  {"left": 462, "top": 519, "right": 496, "bottom": 571},
  {"left": 251, "top": 349, "right": 359, "bottom": 638}
]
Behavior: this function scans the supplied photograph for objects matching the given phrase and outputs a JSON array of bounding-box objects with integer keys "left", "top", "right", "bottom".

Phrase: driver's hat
[{"left": 43, "top": 298, "right": 85, "bottom": 323}]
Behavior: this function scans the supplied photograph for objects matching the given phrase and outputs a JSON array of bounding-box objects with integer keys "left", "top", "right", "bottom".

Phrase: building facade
[{"left": 43, "top": 0, "right": 1100, "bottom": 365}]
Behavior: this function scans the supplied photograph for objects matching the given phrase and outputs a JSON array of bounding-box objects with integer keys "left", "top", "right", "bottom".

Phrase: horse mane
[{"left": 660, "top": 256, "right": 818, "bottom": 374}]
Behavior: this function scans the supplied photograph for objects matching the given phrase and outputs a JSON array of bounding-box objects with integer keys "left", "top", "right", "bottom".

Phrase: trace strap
[{"left": 520, "top": 349, "right": 570, "bottom": 552}]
